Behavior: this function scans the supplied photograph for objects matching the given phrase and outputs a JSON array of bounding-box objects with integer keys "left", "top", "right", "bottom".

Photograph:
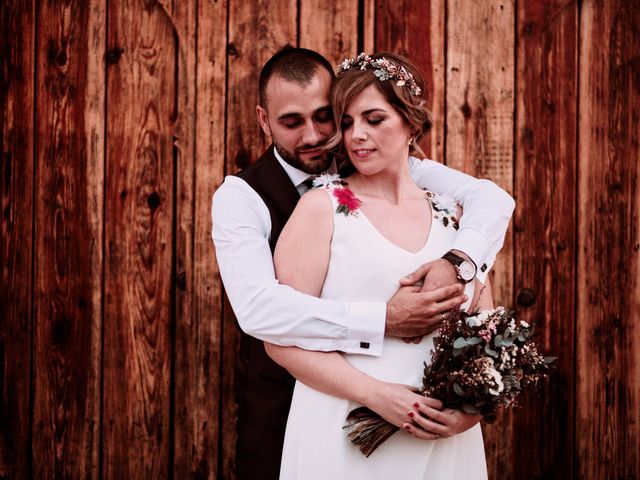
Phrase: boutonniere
[{"left": 312, "top": 173, "right": 344, "bottom": 188}]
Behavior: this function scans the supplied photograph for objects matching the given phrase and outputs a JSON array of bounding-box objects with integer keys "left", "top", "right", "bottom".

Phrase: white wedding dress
[{"left": 279, "top": 184, "right": 487, "bottom": 480}]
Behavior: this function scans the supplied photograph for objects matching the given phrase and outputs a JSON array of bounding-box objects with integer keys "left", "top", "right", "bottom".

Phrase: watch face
[{"left": 459, "top": 261, "right": 476, "bottom": 282}]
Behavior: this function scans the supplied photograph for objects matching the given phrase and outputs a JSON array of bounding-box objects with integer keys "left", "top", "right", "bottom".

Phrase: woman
[{"left": 266, "top": 53, "right": 491, "bottom": 479}]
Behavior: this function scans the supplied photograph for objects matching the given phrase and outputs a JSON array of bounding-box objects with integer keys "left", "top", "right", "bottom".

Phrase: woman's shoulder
[
  {"left": 298, "top": 185, "right": 333, "bottom": 214},
  {"left": 308, "top": 174, "right": 363, "bottom": 218}
]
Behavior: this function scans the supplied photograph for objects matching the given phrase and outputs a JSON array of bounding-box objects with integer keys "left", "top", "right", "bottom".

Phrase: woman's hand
[
  {"left": 364, "top": 382, "right": 443, "bottom": 434},
  {"left": 403, "top": 403, "right": 482, "bottom": 440}
]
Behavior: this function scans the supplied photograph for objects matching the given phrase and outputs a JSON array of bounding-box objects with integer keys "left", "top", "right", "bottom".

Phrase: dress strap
[{"left": 311, "top": 174, "right": 363, "bottom": 218}]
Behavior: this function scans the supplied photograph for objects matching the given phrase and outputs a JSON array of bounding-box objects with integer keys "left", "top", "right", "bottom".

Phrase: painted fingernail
[
  {"left": 408, "top": 411, "right": 415, "bottom": 418},
  {"left": 404, "top": 424, "right": 411, "bottom": 431},
  {"left": 413, "top": 402, "right": 420, "bottom": 409}
]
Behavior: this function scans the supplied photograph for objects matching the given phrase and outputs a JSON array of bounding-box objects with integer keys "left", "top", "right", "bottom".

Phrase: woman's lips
[{"left": 352, "top": 148, "right": 375, "bottom": 159}]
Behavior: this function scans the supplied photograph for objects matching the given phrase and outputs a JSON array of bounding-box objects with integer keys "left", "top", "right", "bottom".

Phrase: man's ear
[{"left": 256, "top": 106, "right": 271, "bottom": 137}]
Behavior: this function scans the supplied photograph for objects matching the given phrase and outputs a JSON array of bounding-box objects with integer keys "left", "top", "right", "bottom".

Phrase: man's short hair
[{"left": 258, "top": 47, "right": 335, "bottom": 108}]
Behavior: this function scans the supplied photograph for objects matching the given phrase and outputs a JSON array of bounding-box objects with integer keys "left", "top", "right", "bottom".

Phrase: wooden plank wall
[{"left": 0, "top": 0, "right": 638, "bottom": 478}]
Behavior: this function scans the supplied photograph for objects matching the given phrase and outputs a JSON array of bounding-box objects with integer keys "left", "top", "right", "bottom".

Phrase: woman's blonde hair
[{"left": 328, "top": 52, "right": 432, "bottom": 160}]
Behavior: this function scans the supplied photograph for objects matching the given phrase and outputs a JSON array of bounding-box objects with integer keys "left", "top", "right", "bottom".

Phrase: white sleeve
[
  {"left": 408, "top": 157, "right": 515, "bottom": 282},
  {"left": 211, "top": 176, "right": 386, "bottom": 355}
]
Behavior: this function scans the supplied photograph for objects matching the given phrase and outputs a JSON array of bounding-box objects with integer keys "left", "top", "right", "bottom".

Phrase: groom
[{"left": 212, "top": 48, "right": 514, "bottom": 479}]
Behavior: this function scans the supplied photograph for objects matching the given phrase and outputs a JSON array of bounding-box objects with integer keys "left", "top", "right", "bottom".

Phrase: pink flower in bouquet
[{"left": 479, "top": 329, "right": 492, "bottom": 342}]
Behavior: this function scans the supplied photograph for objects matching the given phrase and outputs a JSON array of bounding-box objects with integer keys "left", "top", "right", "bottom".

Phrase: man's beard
[{"left": 273, "top": 138, "right": 332, "bottom": 175}]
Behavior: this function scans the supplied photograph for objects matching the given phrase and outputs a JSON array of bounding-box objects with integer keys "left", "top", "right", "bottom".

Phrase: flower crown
[{"left": 337, "top": 52, "right": 422, "bottom": 96}]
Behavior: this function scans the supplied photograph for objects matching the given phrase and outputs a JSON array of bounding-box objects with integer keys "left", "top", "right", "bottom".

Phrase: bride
[{"left": 266, "top": 53, "right": 492, "bottom": 479}]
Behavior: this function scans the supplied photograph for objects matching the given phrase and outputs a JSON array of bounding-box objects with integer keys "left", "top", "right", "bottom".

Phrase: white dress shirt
[{"left": 211, "top": 149, "right": 515, "bottom": 356}]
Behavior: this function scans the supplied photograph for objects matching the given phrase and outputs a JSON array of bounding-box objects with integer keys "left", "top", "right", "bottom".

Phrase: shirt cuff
[
  {"left": 344, "top": 302, "right": 386, "bottom": 356},
  {"left": 451, "top": 229, "right": 491, "bottom": 283}
]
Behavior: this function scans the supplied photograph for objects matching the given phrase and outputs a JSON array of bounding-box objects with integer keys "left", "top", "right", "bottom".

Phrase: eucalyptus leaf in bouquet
[{"left": 343, "top": 307, "right": 555, "bottom": 457}]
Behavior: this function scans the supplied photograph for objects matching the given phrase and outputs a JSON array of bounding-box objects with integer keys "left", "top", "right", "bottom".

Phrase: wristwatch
[{"left": 442, "top": 251, "right": 477, "bottom": 283}]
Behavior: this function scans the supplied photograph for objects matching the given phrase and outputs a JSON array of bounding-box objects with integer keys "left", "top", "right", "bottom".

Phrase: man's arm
[
  {"left": 212, "top": 176, "right": 464, "bottom": 353},
  {"left": 212, "top": 176, "right": 385, "bottom": 355},
  {"left": 408, "top": 157, "right": 515, "bottom": 283}
]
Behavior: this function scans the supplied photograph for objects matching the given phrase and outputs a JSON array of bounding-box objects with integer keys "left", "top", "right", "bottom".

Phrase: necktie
[{"left": 302, "top": 176, "right": 317, "bottom": 190}]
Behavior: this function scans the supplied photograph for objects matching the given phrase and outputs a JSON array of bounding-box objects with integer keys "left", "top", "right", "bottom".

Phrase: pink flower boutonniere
[{"left": 332, "top": 187, "right": 362, "bottom": 217}]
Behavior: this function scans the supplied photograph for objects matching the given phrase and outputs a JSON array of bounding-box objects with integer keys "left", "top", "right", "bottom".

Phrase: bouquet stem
[{"left": 343, "top": 406, "right": 398, "bottom": 457}]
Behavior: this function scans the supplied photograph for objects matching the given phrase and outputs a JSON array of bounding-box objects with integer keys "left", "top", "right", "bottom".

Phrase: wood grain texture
[
  {"left": 444, "top": 2, "right": 516, "bottom": 476},
  {"left": 103, "top": 1, "right": 175, "bottom": 477},
  {"left": 577, "top": 0, "right": 640, "bottom": 478},
  {"left": 445, "top": 0, "right": 515, "bottom": 307},
  {"left": 194, "top": 0, "right": 228, "bottom": 477},
  {"left": 32, "top": 0, "right": 104, "bottom": 478},
  {"left": 374, "top": 0, "right": 445, "bottom": 161},
  {"left": 226, "top": 0, "right": 296, "bottom": 170},
  {"left": 513, "top": 1, "right": 578, "bottom": 477},
  {"left": 362, "top": 0, "right": 375, "bottom": 54},
  {"left": 164, "top": 1, "right": 209, "bottom": 479},
  {"left": 171, "top": 0, "right": 228, "bottom": 477},
  {"left": 0, "top": 1, "right": 35, "bottom": 478},
  {"left": 299, "top": 0, "right": 359, "bottom": 65}
]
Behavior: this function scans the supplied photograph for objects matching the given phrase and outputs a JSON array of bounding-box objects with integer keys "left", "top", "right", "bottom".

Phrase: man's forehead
[{"left": 264, "top": 70, "right": 332, "bottom": 112}]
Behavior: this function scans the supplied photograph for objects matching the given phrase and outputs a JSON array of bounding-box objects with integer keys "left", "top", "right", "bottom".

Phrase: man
[{"left": 212, "top": 48, "right": 514, "bottom": 479}]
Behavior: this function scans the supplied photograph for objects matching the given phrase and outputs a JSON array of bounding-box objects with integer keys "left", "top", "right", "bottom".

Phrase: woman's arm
[
  {"left": 405, "top": 278, "right": 495, "bottom": 438},
  {"left": 269, "top": 188, "right": 442, "bottom": 429},
  {"left": 265, "top": 343, "right": 441, "bottom": 429}
]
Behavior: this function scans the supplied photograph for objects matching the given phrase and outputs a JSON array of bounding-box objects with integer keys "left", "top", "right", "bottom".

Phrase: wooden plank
[
  {"left": 31, "top": 0, "right": 105, "bottom": 478},
  {"left": 373, "top": 0, "right": 445, "bottom": 162},
  {"left": 226, "top": 0, "right": 296, "bottom": 170},
  {"left": 103, "top": 1, "right": 175, "bottom": 477},
  {"left": 194, "top": 0, "right": 227, "bottom": 477},
  {"left": 362, "top": 0, "right": 375, "bottom": 54},
  {"left": 513, "top": 1, "right": 578, "bottom": 477},
  {"left": 169, "top": 0, "right": 227, "bottom": 477},
  {"left": 164, "top": 0, "right": 201, "bottom": 478},
  {"left": 299, "top": 0, "right": 359, "bottom": 66},
  {"left": 222, "top": 2, "right": 297, "bottom": 478},
  {"left": 445, "top": 0, "right": 515, "bottom": 304},
  {"left": 0, "top": 1, "right": 35, "bottom": 478},
  {"left": 577, "top": 0, "right": 640, "bottom": 478},
  {"left": 444, "top": 1, "right": 515, "bottom": 477}
]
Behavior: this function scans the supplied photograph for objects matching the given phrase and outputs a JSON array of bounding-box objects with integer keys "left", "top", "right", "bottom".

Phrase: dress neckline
[{"left": 356, "top": 194, "right": 435, "bottom": 255}]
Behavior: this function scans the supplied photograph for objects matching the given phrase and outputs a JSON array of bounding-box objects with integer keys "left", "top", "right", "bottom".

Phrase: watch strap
[{"left": 442, "top": 251, "right": 464, "bottom": 267}]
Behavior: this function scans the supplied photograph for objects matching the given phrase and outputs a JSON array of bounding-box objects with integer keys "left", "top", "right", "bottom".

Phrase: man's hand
[
  {"left": 400, "top": 256, "right": 469, "bottom": 292},
  {"left": 385, "top": 283, "right": 466, "bottom": 338}
]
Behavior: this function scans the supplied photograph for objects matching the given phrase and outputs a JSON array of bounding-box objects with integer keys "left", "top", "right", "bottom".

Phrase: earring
[{"left": 408, "top": 137, "right": 413, "bottom": 145}]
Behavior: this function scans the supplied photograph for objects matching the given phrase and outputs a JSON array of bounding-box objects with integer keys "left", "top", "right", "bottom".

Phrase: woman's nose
[{"left": 351, "top": 120, "right": 368, "bottom": 141}]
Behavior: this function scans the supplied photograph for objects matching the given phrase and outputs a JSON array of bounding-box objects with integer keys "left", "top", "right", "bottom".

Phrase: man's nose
[{"left": 301, "top": 121, "right": 323, "bottom": 145}]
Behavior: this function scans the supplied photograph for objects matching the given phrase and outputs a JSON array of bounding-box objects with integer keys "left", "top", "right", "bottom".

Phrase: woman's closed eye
[
  {"left": 367, "top": 117, "right": 384, "bottom": 125},
  {"left": 341, "top": 116, "right": 385, "bottom": 130}
]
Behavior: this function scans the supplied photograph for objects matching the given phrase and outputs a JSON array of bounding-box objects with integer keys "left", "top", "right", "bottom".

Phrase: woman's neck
[{"left": 348, "top": 161, "right": 420, "bottom": 205}]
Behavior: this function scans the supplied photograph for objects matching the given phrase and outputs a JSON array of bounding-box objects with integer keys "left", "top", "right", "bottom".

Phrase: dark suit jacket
[{"left": 231, "top": 146, "right": 301, "bottom": 480}]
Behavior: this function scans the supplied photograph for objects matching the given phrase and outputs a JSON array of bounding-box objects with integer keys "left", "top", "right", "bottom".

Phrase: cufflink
[
  {"left": 481, "top": 263, "right": 488, "bottom": 272},
  {"left": 360, "top": 342, "right": 370, "bottom": 349}
]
